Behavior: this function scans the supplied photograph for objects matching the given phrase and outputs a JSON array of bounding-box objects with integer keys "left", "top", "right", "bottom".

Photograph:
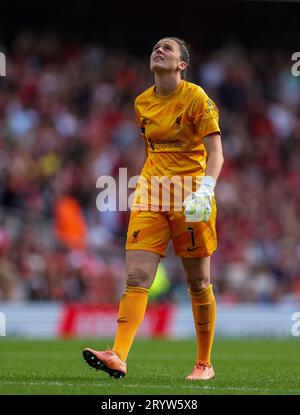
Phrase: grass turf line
[{"left": 0, "top": 338, "right": 299, "bottom": 395}]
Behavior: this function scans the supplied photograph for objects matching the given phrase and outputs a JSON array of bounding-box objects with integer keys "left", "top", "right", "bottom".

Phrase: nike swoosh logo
[
  {"left": 187, "top": 247, "right": 198, "bottom": 252},
  {"left": 117, "top": 317, "right": 128, "bottom": 323}
]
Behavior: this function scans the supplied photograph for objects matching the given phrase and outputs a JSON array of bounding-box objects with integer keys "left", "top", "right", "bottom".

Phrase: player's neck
[{"left": 154, "top": 73, "right": 182, "bottom": 96}]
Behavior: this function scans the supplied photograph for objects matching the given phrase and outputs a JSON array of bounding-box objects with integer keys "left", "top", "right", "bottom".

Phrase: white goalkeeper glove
[{"left": 183, "top": 176, "right": 216, "bottom": 222}]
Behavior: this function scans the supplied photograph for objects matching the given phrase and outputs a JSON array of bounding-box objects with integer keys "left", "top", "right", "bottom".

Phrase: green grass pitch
[{"left": 0, "top": 338, "right": 299, "bottom": 395}]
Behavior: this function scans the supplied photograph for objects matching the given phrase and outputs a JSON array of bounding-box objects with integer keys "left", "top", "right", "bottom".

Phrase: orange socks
[
  {"left": 189, "top": 284, "right": 216, "bottom": 366},
  {"left": 113, "top": 285, "right": 149, "bottom": 362},
  {"left": 112, "top": 283, "right": 215, "bottom": 365}
]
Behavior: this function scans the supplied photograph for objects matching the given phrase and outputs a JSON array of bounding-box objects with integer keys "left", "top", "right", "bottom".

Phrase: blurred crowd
[{"left": 0, "top": 32, "right": 300, "bottom": 304}]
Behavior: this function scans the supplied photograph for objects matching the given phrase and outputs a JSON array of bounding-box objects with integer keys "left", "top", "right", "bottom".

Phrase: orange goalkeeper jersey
[{"left": 133, "top": 79, "right": 220, "bottom": 210}]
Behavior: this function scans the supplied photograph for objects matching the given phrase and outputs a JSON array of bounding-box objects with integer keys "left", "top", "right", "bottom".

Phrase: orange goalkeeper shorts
[{"left": 125, "top": 199, "right": 217, "bottom": 258}]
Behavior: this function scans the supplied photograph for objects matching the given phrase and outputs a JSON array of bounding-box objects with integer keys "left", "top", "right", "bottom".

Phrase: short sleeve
[
  {"left": 134, "top": 99, "right": 146, "bottom": 137},
  {"left": 191, "top": 91, "right": 220, "bottom": 139}
]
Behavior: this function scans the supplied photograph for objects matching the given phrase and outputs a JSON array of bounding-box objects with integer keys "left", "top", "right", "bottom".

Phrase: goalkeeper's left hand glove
[{"left": 183, "top": 176, "right": 216, "bottom": 222}]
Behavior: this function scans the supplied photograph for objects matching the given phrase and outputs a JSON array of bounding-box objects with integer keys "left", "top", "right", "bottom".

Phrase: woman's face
[{"left": 150, "top": 38, "right": 185, "bottom": 75}]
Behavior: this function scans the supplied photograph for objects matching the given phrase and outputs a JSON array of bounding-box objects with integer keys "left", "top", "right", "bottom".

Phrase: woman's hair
[{"left": 166, "top": 37, "right": 190, "bottom": 79}]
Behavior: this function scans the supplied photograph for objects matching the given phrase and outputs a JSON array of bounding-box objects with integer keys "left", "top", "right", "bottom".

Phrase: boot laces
[{"left": 195, "top": 361, "right": 210, "bottom": 370}]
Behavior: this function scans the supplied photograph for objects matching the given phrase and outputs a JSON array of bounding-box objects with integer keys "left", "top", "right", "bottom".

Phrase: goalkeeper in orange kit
[{"left": 83, "top": 37, "right": 224, "bottom": 380}]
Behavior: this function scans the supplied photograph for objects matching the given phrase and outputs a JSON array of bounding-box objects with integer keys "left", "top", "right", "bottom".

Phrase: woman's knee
[
  {"left": 126, "top": 266, "right": 152, "bottom": 287},
  {"left": 187, "top": 278, "right": 210, "bottom": 292},
  {"left": 125, "top": 250, "right": 160, "bottom": 288},
  {"left": 182, "top": 257, "right": 211, "bottom": 292}
]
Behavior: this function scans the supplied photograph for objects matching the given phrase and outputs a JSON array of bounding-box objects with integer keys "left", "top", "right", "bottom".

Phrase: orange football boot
[
  {"left": 186, "top": 361, "right": 215, "bottom": 380},
  {"left": 82, "top": 348, "right": 127, "bottom": 379}
]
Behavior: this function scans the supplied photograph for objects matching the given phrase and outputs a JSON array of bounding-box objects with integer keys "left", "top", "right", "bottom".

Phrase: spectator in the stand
[{"left": 54, "top": 193, "right": 88, "bottom": 250}]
